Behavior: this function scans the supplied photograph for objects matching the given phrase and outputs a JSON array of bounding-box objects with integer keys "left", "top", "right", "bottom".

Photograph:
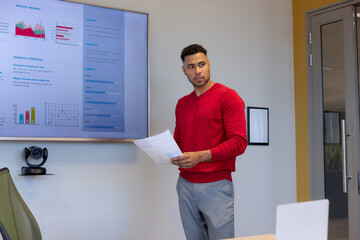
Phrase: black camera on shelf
[{"left": 22, "top": 146, "right": 48, "bottom": 175}]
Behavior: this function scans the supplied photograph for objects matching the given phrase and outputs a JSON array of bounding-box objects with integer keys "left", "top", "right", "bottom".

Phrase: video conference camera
[{"left": 22, "top": 146, "right": 48, "bottom": 175}]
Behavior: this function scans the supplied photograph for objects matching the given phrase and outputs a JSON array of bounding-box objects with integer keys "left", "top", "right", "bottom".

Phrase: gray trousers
[{"left": 176, "top": 177, "right": 235, "bottom": 240}]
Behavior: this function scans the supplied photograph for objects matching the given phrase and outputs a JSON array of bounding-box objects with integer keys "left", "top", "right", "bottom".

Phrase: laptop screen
[{"left": 276, "top": 199, "right": 329, "bottom": 240}]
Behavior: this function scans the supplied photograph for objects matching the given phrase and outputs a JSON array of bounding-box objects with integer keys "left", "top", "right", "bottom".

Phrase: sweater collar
[{"left": 191, "top": 82, "right": 219, "bottom": 98}]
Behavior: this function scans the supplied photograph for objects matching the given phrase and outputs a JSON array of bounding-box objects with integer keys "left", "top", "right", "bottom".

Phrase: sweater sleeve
[
  {"left": 173, "top": 100, "right": 181, "bottom": 147},
  {"left": 209, "top": 90, "right": 247, "bottom": 161}
]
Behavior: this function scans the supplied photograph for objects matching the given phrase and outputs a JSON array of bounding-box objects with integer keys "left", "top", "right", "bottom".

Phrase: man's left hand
[{"left": 171, "top": 150, "right": 211, "bottom": 168}]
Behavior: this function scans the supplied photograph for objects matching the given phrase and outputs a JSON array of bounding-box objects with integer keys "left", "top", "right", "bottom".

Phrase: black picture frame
[{"left": 247, "top": 107, "right": 269, "bottom": 145}]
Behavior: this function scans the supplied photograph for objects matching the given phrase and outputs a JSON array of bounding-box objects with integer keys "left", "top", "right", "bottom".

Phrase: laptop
[{"left": 275, "top": 199, "right": 329, "bottom": 240}]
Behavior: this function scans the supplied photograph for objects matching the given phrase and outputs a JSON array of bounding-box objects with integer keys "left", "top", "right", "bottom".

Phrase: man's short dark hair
[{"left": 181, "top": 44, "right": 207, "bottom": 62}]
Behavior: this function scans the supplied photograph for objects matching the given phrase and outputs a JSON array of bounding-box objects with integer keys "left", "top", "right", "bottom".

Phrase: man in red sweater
[{"left": 171, "top": 44, "right": 247, "bottom": 240}]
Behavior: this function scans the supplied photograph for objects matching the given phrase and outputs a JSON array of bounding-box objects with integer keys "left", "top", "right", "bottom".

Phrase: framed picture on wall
[{"left": 247, "top": 107, "right": 269, "bottom": 145}]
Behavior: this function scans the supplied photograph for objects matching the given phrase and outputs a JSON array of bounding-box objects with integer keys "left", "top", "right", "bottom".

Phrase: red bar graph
[
  {"left": 55, "top": 22, "right": 79, "bottom": 46},
  {"left": 25, "top": 111, "right": 30, "bottom": 124},
  {"left": 57, "top": 25, "right": 73, "bottom": 30}
]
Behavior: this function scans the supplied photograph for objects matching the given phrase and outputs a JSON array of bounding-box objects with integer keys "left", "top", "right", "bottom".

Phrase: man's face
[{"left": 182, "top": 52, "right": 211, "bottom": 88}]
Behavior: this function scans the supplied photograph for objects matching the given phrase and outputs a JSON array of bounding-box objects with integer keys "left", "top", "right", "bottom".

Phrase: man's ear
[{"left": 182, "top": 65, "right": 186, "bottom": 75}]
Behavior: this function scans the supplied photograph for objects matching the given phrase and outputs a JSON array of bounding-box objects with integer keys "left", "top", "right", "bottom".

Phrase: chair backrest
[
  {"left": 276, "top": 199, "right": 329, "bottom": 240},
  {"left": 0, "top": 168, "right": 42, "bottom": 240}
]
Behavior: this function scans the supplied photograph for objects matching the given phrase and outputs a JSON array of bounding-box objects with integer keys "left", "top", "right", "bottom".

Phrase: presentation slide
[{"left": 0, "top": 0, "right": 148, "bottom": 140}]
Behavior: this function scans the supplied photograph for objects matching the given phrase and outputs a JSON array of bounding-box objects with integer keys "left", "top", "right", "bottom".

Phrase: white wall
[{"left": 0, "top": 0, "right": 296, "bottom": 239}]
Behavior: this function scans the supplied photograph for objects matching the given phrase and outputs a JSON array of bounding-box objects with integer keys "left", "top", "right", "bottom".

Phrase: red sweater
[{"left": 174, "top": 83, "right": 247, "bottom": 183}]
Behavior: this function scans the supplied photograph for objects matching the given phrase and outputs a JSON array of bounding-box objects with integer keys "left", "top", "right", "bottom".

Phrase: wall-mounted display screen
[{"left": 0, "top": 0, "right": 148, "bottom": 141}]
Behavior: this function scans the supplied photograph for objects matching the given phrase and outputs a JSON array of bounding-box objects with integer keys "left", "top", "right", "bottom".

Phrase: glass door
[
  {"left": 309, "top": 6, "right": 360, "bottom": 240},
  {"left": 322, "top": 19, "right": 348, "bottom": 240}
]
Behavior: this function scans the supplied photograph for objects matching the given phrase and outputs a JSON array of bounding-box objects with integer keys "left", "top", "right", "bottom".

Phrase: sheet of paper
[{"left": 133, "top": 129, "right": 182, "bottom": 164}]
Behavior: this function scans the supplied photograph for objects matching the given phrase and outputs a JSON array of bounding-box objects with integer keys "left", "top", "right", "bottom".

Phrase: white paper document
[{"left": 133, "top": 129, "right": 182, "bottom": 164}]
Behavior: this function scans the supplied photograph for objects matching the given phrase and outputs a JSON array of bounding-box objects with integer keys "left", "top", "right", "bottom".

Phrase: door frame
[
  {"left": 306, "top": 0, "right": 358, "bottom": 200},
  {"left": 306, "top": 2, "right": 360, "bottom": 240}
]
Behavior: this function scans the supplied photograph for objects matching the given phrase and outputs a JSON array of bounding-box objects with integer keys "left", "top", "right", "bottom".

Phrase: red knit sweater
[{"left": 174, "top": 83, "right": 247, "bottom": 183}]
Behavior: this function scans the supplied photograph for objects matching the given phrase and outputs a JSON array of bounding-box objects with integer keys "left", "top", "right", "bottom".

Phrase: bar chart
[
  {"left": 13, "top": 103, "right": 38, "bottom": 125},
  {"left": 83, "top": 78, "right": 125, "bottom": 132},
  {"left": 55, "top": 22, "right": 80, "bottom": 46}
]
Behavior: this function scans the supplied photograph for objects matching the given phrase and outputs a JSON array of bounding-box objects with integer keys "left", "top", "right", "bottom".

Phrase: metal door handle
[{"left": 341, "top": 119, "right": 349, "bottom": 193}]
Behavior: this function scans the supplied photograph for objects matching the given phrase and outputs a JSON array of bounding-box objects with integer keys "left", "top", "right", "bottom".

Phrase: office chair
[{"left": 0, "top": 167, "right": 42, "bottom": 240}]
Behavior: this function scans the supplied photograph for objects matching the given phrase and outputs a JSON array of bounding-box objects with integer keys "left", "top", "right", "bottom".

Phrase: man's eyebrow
[{"left": 186, "top": 61, "right": 206, "bottom": 66}]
